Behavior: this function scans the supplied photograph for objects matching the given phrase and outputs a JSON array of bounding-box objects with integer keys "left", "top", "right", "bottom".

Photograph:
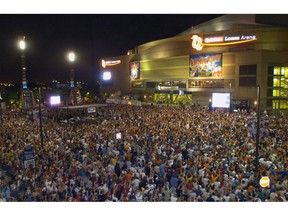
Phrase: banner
[
  {"left": 189, "top": 53, "right": 222, "bottom": 77},
  {"left": 23, "top": 145, "right": 35, "bottom": 168},
  {"left": 130, "top": 62, "right": 140, "bottom": 80}
]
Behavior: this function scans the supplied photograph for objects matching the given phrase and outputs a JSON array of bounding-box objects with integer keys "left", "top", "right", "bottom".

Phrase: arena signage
[
  {"left": 204, "top": 36, "right": 224, "bottom": 43},
  {"left": 101, "top": 59, "right": 121, "bottom": 68},
  {"left": 192, "top": 34, "right": 257, "bottom": 50}
]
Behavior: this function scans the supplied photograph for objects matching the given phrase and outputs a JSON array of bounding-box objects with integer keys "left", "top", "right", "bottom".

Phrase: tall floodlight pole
[
  {"left": 255, "top": 85, "right": 260, "bottom": 175},
  {"left": 18, "top": 36, "right": 34, "bottom": 109},
  {"left": 67, "top": 51, "right": 81, "bottom": 105},
  {"left": 67, "top": 51, "right": 75, "bottom": 88},
  {"left": 38, "top": 87, "right": 44, "bottom": 149},
  {"left": 19, "top": 37, "right": 28, "bottom": 89}
]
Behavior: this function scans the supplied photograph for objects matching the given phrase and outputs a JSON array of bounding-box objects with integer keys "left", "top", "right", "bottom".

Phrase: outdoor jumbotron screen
[
  {"left": 50, "top": 96, "right": 61, "bottom": 106},
  {"left": 212, "top": 93, "right": 230, "bottom": 108}
]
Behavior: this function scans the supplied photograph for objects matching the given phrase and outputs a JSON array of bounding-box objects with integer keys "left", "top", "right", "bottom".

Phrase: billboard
[
  {"left": 189, "top": 53, "right": 222, "bottom": 77},
  {"left": 130, "top": 62, "right": 140, "bottom": 80}
]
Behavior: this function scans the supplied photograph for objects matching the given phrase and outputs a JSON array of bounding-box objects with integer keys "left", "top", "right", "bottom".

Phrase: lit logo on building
[
  {"left": 102, "top": 59, "right": 121, "bottom": 68},
  {"left": 192, "top": 34, "right": 257, "bottom": 50},
  {"left": 204, "top": 36, "right": 224, "bottom": 43},
  {"left": 191, "top": 35, "right": 203, "bottom": 51}
]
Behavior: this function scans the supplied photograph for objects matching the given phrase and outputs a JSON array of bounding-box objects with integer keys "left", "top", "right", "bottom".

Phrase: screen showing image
[
  {"left": 212, "top": 93, "right": 230, "bottom": 108},
  {"left": 50, "top": 96, "right": 61, "bottom": 106}
]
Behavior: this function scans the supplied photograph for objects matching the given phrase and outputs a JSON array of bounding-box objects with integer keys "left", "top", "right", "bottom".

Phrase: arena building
[{"left": 99, "top": 14, "right": 288, "bottom": 110}]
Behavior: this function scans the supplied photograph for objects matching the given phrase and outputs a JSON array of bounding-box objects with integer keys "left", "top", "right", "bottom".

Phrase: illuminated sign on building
[
  {"left": 158, "top": 86, "right": 179, "bottom": 91},
  {"left": 204, "top": 36, "right": 224, "bottom": 43},
  {"left": 192, "top": 34, "right": 257, "bottom": 50},
  {"left": 101, "top": 59, "right": 121, "bottom": 68},
  {"left": 191, "top": 35, "right": 203, "bottom": 51}
]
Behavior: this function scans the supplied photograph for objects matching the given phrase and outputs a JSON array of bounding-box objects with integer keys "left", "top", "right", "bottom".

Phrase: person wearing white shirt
[
  {"left": 132, "top": 177, "right": 140, "bottom": 189},
  {"left": 135, "top": 191, "right": 143, "bottom": 202},
  {"left": 171, "top": 193, "right": 177, "bottom": 202},
  {"left": 223, "top": 193, "right": 230, "bottom": 202},
  {"left": 212, "top": 193, "right": 220, "bottom": 201},
  {"left": 199, "top": 168, "right": 205, "bottom": 177}
]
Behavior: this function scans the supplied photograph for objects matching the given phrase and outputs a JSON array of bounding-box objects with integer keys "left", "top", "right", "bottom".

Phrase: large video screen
[
  {"left": 212, "top": 93, "right": 230, "bottom": 108},
  {"left": 50, "top": 96, "right": 61, "bottom": 106},
  {"left": 189, "top": 53, "right": 222, "bottom": 77}
]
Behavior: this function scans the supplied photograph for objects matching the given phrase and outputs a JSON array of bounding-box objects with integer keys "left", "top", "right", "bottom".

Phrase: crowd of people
[{"left": 0, "top": 104, "right": 287, "bottom": 202}]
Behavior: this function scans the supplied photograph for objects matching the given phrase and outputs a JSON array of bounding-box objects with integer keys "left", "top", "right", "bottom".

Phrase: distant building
[{"left": 99, "top": 14, "right": 288, "bottom": 110}]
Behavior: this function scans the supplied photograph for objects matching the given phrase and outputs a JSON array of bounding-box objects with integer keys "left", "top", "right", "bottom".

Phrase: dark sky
[{"left": 0, "top": 14, "right": 223, "bottom": 85}]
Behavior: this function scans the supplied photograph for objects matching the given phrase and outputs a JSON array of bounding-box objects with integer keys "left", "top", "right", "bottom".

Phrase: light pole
[
  {"left": 66, "top": 51, "right": 81, "bottom": 105},
  {"left": 18, "top": 36, "right": 34, "bottom": 109},
  {"left": 67, "top": 51, "right": 75, "bottom": 88},
  {"left": 19, "top": 37, "right": 28, "bottom": 90},
  {"left": 38, "top": 87, "right": 44, "bottom": 150},
  {"left": 255, "top": 85, "right": 260, "bottom": 175}
]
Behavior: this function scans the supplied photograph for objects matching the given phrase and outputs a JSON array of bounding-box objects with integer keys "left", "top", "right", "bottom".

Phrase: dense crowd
[{"left": 0, "top": 104, "right": 287, "bottom": 202}]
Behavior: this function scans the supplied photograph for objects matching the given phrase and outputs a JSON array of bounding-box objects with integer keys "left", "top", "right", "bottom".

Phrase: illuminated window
[
  {"left": 280, "top": 100, "right": 288, "bottom": 109},
  {"left": 273, "top": 90, "right": 279, "bottom": 96},
  {"left": 272, "top": 100, "right": 279, "bottom": 109},
  {"left": 273, "top": 67, "right": 281, "bottom": 75},
  {"left": 268, "top": 66, "right": 288, "bottom": 109},
  {"left": 273, "top": 78, "right": 280, "bottom": 87}
]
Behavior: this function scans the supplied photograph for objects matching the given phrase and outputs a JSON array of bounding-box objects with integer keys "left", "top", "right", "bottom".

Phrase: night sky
[{"left": 0, "top": 14, "right": 223, "bottom": 85}]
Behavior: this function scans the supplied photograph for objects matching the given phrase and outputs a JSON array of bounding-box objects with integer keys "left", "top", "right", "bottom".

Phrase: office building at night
[{"left": 99, "top": 14, "right": 288, "bottom": 110}]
